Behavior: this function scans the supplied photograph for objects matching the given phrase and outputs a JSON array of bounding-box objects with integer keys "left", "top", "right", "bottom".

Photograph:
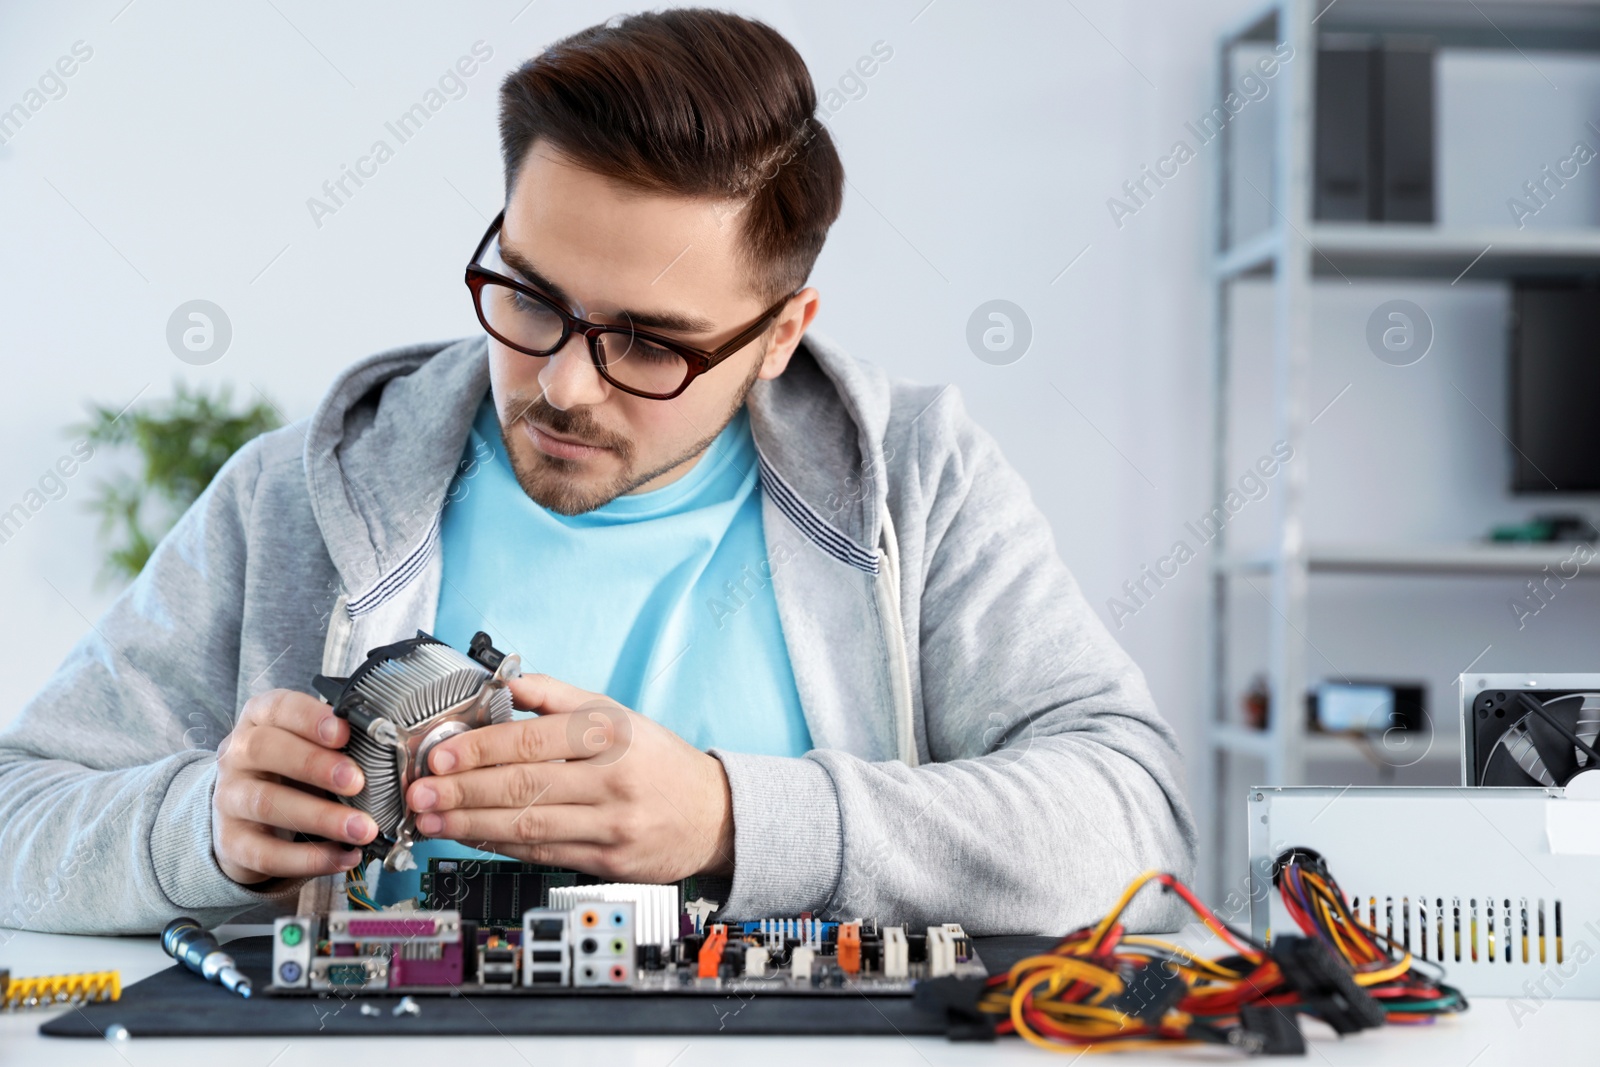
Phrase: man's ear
[{"left": 758, "top": 287, "right": 820, "bottom": 380}]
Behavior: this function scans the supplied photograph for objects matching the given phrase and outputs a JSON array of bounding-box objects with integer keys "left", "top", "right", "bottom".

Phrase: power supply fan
[
  {"left": 312, "top": 631, "right": 519, "bottom": 871},
  {"left": 1471, "top": 688, "right": 1600, "bottom": 788}
]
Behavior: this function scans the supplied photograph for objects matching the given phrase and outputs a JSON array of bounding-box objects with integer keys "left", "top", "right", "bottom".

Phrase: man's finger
[
  {"left": 414, "top": 804, "right": 612, "bottom": 846},
  {"left": 429, "top": 712, "right": 620, "bottom": 773},
  {"left": 248, "top": 688, "right": 349, "bottom": 749},
  {"left": 490, "top": 842, "right": 611, "bottom": 873},
  {"left": 408, "top": 761, "right": 602, "bottom": 814},
  {"left": 224, "top": 832, "right": 363, "bottom": 880},
  {"left": 506, "top": 673, "right": 610, "bottom": 716},
  {"left": 245, "top": 727, "right": 365, "bottom": 796},
  {"left": 217, "top": 778, "right": 376, "bottom": 845}
]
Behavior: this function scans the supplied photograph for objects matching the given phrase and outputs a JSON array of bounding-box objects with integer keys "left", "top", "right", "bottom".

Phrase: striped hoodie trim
[
  {"left": 345, "top": 512, "right": 442, "bottom": 618},
  {"left": 757, "top": 451, "right": 880, "bottom": 575}
]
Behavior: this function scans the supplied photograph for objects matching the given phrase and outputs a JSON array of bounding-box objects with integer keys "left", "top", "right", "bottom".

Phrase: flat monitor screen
[{"left": 1510, "top": 279, "right": 1600, "bottom": 493}]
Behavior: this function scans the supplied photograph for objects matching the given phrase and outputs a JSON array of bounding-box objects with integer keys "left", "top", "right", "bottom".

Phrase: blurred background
[{"left": 2, "top": 0, "right": 1599, "bottom": 902}]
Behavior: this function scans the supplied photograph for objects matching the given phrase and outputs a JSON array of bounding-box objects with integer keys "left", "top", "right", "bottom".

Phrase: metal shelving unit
[{"left": 1203, "top": 0, "right": 1600, "bottom": 889}]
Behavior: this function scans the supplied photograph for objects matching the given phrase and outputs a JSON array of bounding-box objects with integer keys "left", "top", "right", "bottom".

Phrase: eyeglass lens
[{"left": 477, "top": 281, "right": 690, "bottom": 396}]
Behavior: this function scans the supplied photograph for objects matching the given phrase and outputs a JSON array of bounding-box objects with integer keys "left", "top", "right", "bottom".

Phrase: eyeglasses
[{"left": 465, "top": 210, "right": 796, "bottom": 400}]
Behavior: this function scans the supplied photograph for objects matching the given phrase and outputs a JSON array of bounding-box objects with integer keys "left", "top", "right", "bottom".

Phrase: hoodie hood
[{"left": 302, "top": 332, "right": 892, "bottom": 606}]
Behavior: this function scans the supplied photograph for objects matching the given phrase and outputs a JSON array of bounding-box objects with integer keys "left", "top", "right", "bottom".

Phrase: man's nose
[{"left": 538, "top": 334, "right": 610, "bottom": 411}]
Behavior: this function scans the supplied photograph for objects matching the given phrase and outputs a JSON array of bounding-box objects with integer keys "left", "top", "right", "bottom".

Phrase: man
[{"left": 0, "top": 9, "right": 1194, "bottom": 936}]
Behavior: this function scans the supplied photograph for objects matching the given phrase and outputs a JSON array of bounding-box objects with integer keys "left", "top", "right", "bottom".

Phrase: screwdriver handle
[{"left": 161, "top": 917, "right": 253, "bottom": 998}]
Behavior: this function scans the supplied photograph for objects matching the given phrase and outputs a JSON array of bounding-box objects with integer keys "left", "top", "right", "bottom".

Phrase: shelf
[
  {"left": 1312, "top": 225, "right": 1600, "bottom": 280},
  {"left": 1214, "top": 228, "right": 1283, "bottom": 280},
  {"left": 1216, "top": 0, "right": 1600, "bottom": 51},
  {"left": 1216, "top": 225, "right": 1600, "bottom": 281},
  {"left": 1218, "top": 0, "right": 1600, "bottom": 52},
  {"left": 1212, "top": 723, "right": 1275, "bottom": 759},
  {"left": 1212, "top": 723, "right": 1459, "bottom": 766},
  {"left": 1316, "top": 1, "right": 1600, "bottom": 52},
  {"left": 1217, "top": 542, "right": 1598, "bottom": 577}
]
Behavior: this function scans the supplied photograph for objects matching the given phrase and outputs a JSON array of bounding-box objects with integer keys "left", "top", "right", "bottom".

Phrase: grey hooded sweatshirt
[{"left": 0, "top": 333, "right": 1196, "bottom": 936}]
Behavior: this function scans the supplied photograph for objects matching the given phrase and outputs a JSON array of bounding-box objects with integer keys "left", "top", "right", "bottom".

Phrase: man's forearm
[
  {"left": 0, "top": 750, "right": 295, "bottom": 935},
  {"left": 714, "top": 736, "right": 1194, "bottom": 936}
]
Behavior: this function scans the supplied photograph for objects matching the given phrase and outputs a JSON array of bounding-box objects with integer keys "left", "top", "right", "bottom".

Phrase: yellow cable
[
  {"left": 1082, "top": 870, "right": 1164, "bottom": 950},
  {"left": 1011, "top": 969, "right": 1128, "bottom": 1053},
  {"left": 1005, "top": 956, "right": 1125, "bottom": 1003},
  {"left": 1120, "top": 937, "right": 1246, "bottom": 980},
  {"left": 1353, "top": 953, "right": 1413, "bottom": 987}
]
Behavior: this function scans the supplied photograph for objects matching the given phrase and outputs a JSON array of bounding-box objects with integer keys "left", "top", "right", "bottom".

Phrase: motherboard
[
  {"left": 268, "top": 858, "right": 983, "bottom": 997},
  {"left": 268, "top": 906, "right": 984, "bottom": 997}
]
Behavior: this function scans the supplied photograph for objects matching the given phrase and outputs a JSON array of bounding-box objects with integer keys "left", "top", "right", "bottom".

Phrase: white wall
[{"left": 5, "top": 1, "right": 1597, "bottom": 897}]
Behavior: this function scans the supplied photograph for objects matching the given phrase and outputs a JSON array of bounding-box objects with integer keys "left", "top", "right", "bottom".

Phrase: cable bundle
[
  {"left": 1275, "top": 847, "right": 1468, "bottom": 1021},
  {"left": 963, "top": 855, "right": 1466, "bottom": 1055},
  {"left": 345, "top": 866, "right": 381, "bottom": 911}
]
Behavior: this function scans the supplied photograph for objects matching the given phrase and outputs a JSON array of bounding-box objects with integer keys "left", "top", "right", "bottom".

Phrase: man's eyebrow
[{"left": 497, "top": 240, "right": 718, "bottom": 335}]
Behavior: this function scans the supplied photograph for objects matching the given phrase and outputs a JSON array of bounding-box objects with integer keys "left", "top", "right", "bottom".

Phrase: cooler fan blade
[
  {"left": 1482, "top": 741, "right": 1545, "bottom": 787},
  {"left": 1524, "top": 707, "right": 1582, "bottom": 785},
  {"left": 1512, "top": 693, "right": 1600, "bottom": 787}
]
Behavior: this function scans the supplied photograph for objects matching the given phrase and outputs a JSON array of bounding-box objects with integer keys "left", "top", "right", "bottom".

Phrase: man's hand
[
  {"left": 212, "top": 689, "right": 378, "bottom": 885},
  {"left": 406, "top": 675, "right": 735, "bottom": 883}
]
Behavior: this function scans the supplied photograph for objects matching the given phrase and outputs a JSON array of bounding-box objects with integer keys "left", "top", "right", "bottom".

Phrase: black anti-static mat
[{"left": 41, "top": 935, "right": 1055, "bottom": 1038}]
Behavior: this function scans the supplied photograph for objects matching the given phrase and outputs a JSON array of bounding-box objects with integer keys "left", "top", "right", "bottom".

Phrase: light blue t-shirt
[{"left": 376, "top": 398, "right": 809, "bottom": 902}]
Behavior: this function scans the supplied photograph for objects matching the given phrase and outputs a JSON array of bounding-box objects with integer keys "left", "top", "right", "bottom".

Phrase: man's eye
[{"left": 631, "top": 340, "right": 680, "bottom": 364}]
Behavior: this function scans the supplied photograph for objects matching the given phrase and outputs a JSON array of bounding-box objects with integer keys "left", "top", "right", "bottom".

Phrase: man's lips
[{"left": 523, "top": 419, "right": 611, "bottom": 461}]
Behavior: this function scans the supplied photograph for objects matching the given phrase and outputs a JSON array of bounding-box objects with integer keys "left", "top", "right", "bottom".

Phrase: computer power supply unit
[{"left": 1249, "top": 786, "right": 1600, "bottom": 999}]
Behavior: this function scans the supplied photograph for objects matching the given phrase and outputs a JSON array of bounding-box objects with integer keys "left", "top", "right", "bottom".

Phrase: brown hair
[{"left": 498, "top": 8, "right": 844, "bottom": 299}]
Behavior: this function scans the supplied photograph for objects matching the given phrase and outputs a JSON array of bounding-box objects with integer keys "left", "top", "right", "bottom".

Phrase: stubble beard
[{"left": 497, "top": 353, "right": 764, "bottom": 516}]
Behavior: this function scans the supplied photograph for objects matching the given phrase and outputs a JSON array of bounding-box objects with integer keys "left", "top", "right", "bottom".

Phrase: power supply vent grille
[{"left": 1272, "top": 892, "right": 1572, "bottom": 968}]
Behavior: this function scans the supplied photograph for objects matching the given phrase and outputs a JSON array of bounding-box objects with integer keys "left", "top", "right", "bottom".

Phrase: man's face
[{"left": 485, "top": 141, "right": 818, "bottom": 515}]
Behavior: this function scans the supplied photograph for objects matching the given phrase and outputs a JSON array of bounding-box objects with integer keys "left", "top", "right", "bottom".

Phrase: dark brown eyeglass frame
[{"left": 465, "top": 210, "right": 796, "bottom": 400}]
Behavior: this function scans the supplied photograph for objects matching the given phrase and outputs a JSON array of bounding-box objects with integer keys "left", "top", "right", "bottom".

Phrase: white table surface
[{"left": 0, "top": 924, "right": 1589, "bottom": 1065}]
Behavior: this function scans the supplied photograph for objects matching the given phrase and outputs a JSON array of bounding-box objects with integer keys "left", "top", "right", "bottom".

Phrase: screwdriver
[{"left": 160, "top": 918, "right": 253, "bottom": 998}]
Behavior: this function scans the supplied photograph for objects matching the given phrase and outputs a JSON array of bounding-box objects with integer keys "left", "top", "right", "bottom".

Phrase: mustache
[{"left": 505, "top": 394, "right": 632, "bottom": 458}]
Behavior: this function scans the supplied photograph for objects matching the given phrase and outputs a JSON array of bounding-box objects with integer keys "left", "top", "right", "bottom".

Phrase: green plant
[{"left": 77, "top": 381, "right": 282, "bottom": 583}]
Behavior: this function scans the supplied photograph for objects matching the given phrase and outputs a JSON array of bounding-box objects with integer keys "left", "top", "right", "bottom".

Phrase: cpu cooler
[{"left": 313, "top": 631, "right": 519, "bottom": 871}]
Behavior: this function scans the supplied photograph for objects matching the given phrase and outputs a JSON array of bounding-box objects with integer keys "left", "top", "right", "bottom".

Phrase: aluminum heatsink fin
[
  {"left": 487, "top": 685, "right": 514, "bottom": 724},
  {"left": 348, "top": 643, "right": 490, "bottom": 728}
]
